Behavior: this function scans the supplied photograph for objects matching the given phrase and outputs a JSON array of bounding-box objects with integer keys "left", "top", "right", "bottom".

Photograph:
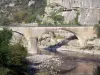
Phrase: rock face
[
  {"left": 46, "top": 0, "right": 100, "bottom": 25},
  {"left": 26, "top": 54, "right": 98, "bottom": 75},
  {"left": 0, "top": 0, "right": 99, "bottom": 26},
  {"left": 26, "top": 55, "right": 64, "bottom": 75}
]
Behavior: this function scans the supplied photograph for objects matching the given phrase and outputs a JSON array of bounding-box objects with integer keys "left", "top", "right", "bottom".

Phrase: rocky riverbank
[{"left": 26, "top": 47, "right": 100, "bottom": 75}]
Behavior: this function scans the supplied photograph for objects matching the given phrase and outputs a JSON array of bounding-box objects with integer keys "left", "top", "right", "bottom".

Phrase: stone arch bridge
[{"left": 0, "top": 26, "right": 96, "bottom": 54}]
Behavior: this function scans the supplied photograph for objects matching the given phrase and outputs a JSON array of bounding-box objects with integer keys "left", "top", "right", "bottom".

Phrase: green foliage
[
  {"left": 54, "top": 15, "right": 64, "bottom": 23},
  {"left": 13, "top": 10, "right": 29, "bottom": 23},
  {"left": 74, "top": 12, "right": 80, "bottom": 25},
  {"left": 0, "top": 28, "right": 28, "bottom": 75},
  {"left": 13, "top": 10, "right": 39, "bottom": 23},
  {"left": 49, "top": 13, "right": 64, "bottom": 26},
  {"left": 40, "top": 22, "right": 54, "bottom": 26},
  {"left": 94, "top": 24, "right": 100, "bottom": 38},
  {"left": 0, "top": 28, "right": 12, "bottom": 66},
  {"left": 30, "top": 0, "right": 47, "bottom": 15},
  {"left": 0, "top": 67, "right": 10, "bottom": 75},
  {"left": 0, "top": 0, "right": 47, "bottom": 25},
  {"left": 94, "top": 66, "right": 100, "bottom": 75},
  {"left": 9, "top": 43, "right": 27, "bottom": 65},
  {"left": 13, "top": 0, "right": 46, "bottom": 24},
  {"left": 0, "top": 28, "right": 12, "bottom": 46},
  {"left": 98, "top": 20, "right": 100, "bottom": 24},
  {"left": 0, "top": 15, "right": 10, "bottom": 26},
  {"left": 55, "top": 36, "right": 65, "bottom": 39},
  {"left": 0, "top": 46, "right": 11, "bottom": 66},
  {"left": 23, "top": 14, "right": 35, "bottom": 23},
  {"left": 22, "top": 0, "right": 46, "bottom": 24},
  {"left": 40, "top": 3, "right": 66, "bottom": 26}
]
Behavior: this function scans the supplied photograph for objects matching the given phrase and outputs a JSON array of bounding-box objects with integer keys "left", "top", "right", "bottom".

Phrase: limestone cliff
[
  {"left": 0, "top": 0, "right": 100, "bottom": 26},
  {"left": 46, "top": 0, "right": 100, "bottom": 25}
]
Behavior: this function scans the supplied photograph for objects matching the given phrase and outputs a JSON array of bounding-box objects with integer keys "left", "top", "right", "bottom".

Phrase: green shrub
[
  {"left": 74, "top": 12, "right": 80, "bottom": 25},
  {"left": 94, "top": 66, "right": 100, "bottom": 75},
  {"left": 13, "top": 10, "right": 28, "bottom": 23},
  {"left": 0, "top": 28, "right": 28, "bottom": 75},
  {"left": 98, "top": 20, "right": 100, "bottom": 24},
  {"left": 0, "top": 28, "right": 12, "bottom": 66},
  {"left": 94, "top": 24, "right": 100, "bottom": 38},
  {"left": 55, "top": 36, "right": 65, "bottom": 39},
  {"left": 50, "top": 13, "right": 64, "bottom": 25},
  {"left": 0, "top": 46, "right": 11, "bottom": 66},
  {"left": 53, "top": 15, "right": 64, "bottom": 21},
  {"left": 0, "top": 28, "right": 12, "bottom": 46},
  {"left": 9, "top": 43, "right": 27, "bottom": 65},
  {"left": 0, "top": 67, "right": 10, "bottom": 75},
  {"left": 0, "top": 16, "right": 10, "bottom": 26}
]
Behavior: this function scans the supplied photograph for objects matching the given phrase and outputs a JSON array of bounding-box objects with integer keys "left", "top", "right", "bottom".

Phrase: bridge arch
[
  {"left": 38, "top": 28, "right": 80, "bottom": 49},
  {"left": 11, "top": 30, "right": 27, "bottom": 46},
  {"left": 39, "top": 28, "right": 78, "bottom": 38},
  {"left": 61, "top": 28, "right": 87, "bottom": 47},
  {"left": 12, "top": 30, "right": 38, "bottom": 55},
  {"left": 37, "top": 27, "right": 87, "bottom": 49},
  {"left": 12, "top": 31, "right": 24, "bottom": 36}
]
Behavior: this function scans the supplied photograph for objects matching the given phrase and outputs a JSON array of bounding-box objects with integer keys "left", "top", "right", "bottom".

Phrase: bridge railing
[{"left": 0, "top": 25, "right": 94, "bottom": 27}]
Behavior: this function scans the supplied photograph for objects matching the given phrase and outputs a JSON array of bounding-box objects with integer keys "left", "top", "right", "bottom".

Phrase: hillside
[
  {"left": 0, "top": 0, "right": 100, "bottom": 26},
  {"left": 45, "top": 0, "right": 100, "bottom": 26},
  {"left": 0, "top": 0, "right": 46, "bottom": 25}
]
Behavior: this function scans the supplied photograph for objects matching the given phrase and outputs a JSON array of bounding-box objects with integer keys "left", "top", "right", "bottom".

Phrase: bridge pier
[
  {"left": 78, "top": 38, "right": 87, "bottom": 47},
  {"left": 27, "top": 37, "right": 38, "bottom": 55}
]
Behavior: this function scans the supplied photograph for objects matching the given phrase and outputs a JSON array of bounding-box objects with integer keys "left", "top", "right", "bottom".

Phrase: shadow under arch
[{"left": 61, "top": 28, "right": 79, "bottom": 40}]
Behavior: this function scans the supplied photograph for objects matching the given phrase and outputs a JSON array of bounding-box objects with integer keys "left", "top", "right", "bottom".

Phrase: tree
[
  {"left": 94, "top": 24, "right": 100, "bottom": 38},
  {"left": 0, "top": 28, "right": 12, "bottom": 45},
  {"left": 13, "top": 10, "right": 28, "bottom": 23},
  {"left": 0, "top": 15, "right": 10, "bottom": 26},
  {"left": 50, "top": 13, "right": 64, "bottom": 25},
  {"left": 94, "top": 66, "right": 100, "bottom": 75},
  {"left": 0, "top": 67, "right": 10, "bottom": 75},
  {"left": 0, "top": 28, "right": 12, "bottom": 66},
  {"left": 9, "top": 43, "right": 27, "bottom": 65},
  {"left": 0, "top": 28, "right": 28, "bottom": 75}
]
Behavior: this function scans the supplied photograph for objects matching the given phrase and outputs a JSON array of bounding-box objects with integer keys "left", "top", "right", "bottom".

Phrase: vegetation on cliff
[
  {"left": 0, "top": 0, "right": 82, "bottom": 26},
  {"left": 0, "top": 0, "right": 47, "bottom": 25}
]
